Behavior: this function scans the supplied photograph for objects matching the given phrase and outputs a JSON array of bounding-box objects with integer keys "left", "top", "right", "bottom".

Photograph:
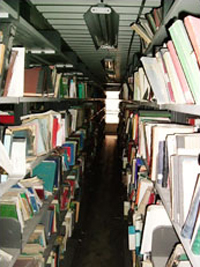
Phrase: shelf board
[
  {"left": 156, "top": 184, "right": 200, "bottom": 267},
  {"left": 0, "top": 97, "right": 105, "bottom": 104},
  {"left": 120, "top": 100, "right": 200, "bottom": 116},
  {"left": 159, "top": 104, "right": 200, "bottom": 116},
  {"left": 0, "top": 97, "right": 19, "bottom": 104}
]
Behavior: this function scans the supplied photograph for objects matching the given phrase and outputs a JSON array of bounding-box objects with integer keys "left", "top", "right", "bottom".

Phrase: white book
[
  {"left": 163, "top": 50, "right": 186, "bottom": 104},
  {"left": 140, "top": 205, "right": 171, "bottom": 254},
  {"left": 0, "top": 140, "right": 13, "bottom": 175},
  {"left": 138, "top": 67, "right": 150, "bottom": 100},
  {"left": 7, "top": 47, "right": 25, "bottom": 97},
  {"left": 10, "top": 137, "right": 26, "bottom": 177},
  {"left": 151, "top": 124, "right": 194, "bottom": 182},
  {"left": 134, "top": 70, "right": 141, "bottom": 100},
  {"left": 141, "top": 57, "right": 170, "bottom": 104}
]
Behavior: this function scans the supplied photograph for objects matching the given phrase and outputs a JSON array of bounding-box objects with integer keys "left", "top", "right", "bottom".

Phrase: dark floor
[{"left": 63, "top": 135, "right": 128, "bottom": 267}]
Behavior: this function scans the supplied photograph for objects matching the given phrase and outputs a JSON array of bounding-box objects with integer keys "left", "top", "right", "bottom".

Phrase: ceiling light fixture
[{"left": 84, "top": 1, "right": 119, "bottom": 50}]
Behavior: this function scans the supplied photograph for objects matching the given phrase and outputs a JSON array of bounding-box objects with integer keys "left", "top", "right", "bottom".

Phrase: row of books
[
  {"left": 0, "top": 107, "right": 87, "bottom": 181},
  {"left": 129, "top": 15, "right": 200, "bottom": 105},
  {"left": 0, "top": 177, "right": 44, "bottom": 232},
  {"left": 0, "top": 138, "right": 84, "bottom": 266},
  {"left": 0, "top": 37, "right": 89, "bottom": 98},
  {"left": 3, "top": 50, "right": 90, "bottom": 98},
  {"left": 120, "top": 106, "right": 200, "bottom": 265},
  {"left": 130, "top": 0, "right": 174, "bottom": 51}
]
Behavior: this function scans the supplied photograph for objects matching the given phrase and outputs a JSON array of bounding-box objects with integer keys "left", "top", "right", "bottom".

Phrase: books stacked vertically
[
  {"left": 32, "top": 155, "right": 62, "bottom": 194},
  {"left": 133, "top": 67, "right": 151, "bottom": 101},
  {"left": 0, "top": 109, "right": 74, "bottom": 183},
  {"left": 4, "top": 110, "right": 63, "bottom": 161},
  {"left": 51, "top": 71, "right": 89, "bottom": 99},
  {"left": 135, "top": 15, "right": 200, "bottom": 105},
  {"left": 24, "top": 66, "right": 53, "bottom": 97},
  {"left": 61, "top": 164, "right": 81, "bottom": 211},
  {"left": 117, "top": 102, "right": 200, "bottom": 265},
  {"left": 169, "top": 17, "right": 200, "bottom": 104},
  {"left": 130, "top": 5, "right": 163, "bottom": 52},
  {"left": 0, "top": 178, "right": 44, "bottom": 232},
  {"left": 40, "top": 199, "right": 59, "bottom": 241}
]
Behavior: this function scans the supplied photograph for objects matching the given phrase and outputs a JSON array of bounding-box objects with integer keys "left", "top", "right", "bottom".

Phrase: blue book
[
  {"left": 27, "top": 187, "right": 39, "bottom": 213},
  {"left": 32, "top": 161, "right": 57, "bottom": 192},
  {"left": 62, "top": 141, "right": 77, "bottom": 166}
]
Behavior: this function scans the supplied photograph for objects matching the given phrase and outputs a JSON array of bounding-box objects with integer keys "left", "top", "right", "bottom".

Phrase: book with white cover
[
  {"left": 151, "top": 124, "right": 194, "bottom": 181},
  {"left": 141, "top": 57, "right": 170, "bottom": 104},
  {"left": 5, "top": 47, "right": 25, "bottom": 97},
  {"left": 140, "top": 205, "right": 171, "bottom": 254},
  {"left": 162, "top": 49, "right": 186, "bottom": 104}
]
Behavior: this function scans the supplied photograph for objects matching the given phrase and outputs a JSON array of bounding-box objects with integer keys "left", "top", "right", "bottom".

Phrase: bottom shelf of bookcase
[
  {"left": 156, "top": 184, "right": 200, "bottom": 267},
  {"left": 0, "top": 195, "right": 54, "bottom": 267}
]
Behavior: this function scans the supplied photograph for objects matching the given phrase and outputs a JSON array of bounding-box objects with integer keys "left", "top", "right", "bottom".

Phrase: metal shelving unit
[
  {"left": 156, "top": 184, "right": 200, "bottom": 267},
  {"left": 1, "top": 195, "right": 54, "bottom": 267},
  {"left": 144, "top": 0, "right": 200, "bottom": 55}
]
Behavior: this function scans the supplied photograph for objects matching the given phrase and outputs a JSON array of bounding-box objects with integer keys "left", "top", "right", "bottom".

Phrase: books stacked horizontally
[{"left": 132, "top": 15, "right": 200, "bottom": 105}]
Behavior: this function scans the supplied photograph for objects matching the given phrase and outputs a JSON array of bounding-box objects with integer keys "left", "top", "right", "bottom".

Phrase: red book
[
  {"left": 52, "top": 116, "right": 59, "bottom": 148},
  {"left": 0, "top": 114, "right": 15, "bottom": 124},
  {"left": 60, "top": 187, "right": 70, "bottom": 210}
]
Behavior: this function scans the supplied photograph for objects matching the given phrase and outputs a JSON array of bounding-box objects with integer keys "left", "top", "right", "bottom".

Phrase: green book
[
  {"left": 138, "top": 110, "right": 171, "bottom": 118},
  {"left": 78, "top": 83, "right": 85, "bottom": 99},
  {"left": 0, "top": 203, "right": 18, "bottom": 219},
  {"left": 169, "top": 20, "right": 200, "bottom": 104},
  {"left": 59, "top": 76, "right": 69, "bottom": 98}
]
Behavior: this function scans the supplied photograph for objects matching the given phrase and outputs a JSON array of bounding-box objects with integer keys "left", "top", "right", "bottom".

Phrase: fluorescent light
[
  {"left": 0, "top": 12, "right": 9, "bottom": 18},
  {"left": 84, "top": 3, "right": 119, "bottom": 50},
  {"left": 29, "top": 49, "right": 55, "bottom": 54},
  {"left": 56, "top": 64, "right": 74, "bottom": 68},
  {"left": 91, "top": 7, "right": 111, "bottom": 14}
]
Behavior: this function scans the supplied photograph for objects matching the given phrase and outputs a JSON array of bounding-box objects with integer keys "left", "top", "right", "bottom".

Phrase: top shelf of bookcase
[{"left": 145, "top": 0, "right": 200, "bottom": 55}]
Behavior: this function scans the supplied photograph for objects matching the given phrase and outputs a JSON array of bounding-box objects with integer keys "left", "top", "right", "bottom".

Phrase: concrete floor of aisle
[{"left": 63, "top": 135, "right": 128, "bottom": 267}]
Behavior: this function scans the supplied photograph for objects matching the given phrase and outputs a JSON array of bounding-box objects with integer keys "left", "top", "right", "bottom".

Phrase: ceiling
[{"left": 24, "top": 0, "right": 161, "bottom": 86}]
